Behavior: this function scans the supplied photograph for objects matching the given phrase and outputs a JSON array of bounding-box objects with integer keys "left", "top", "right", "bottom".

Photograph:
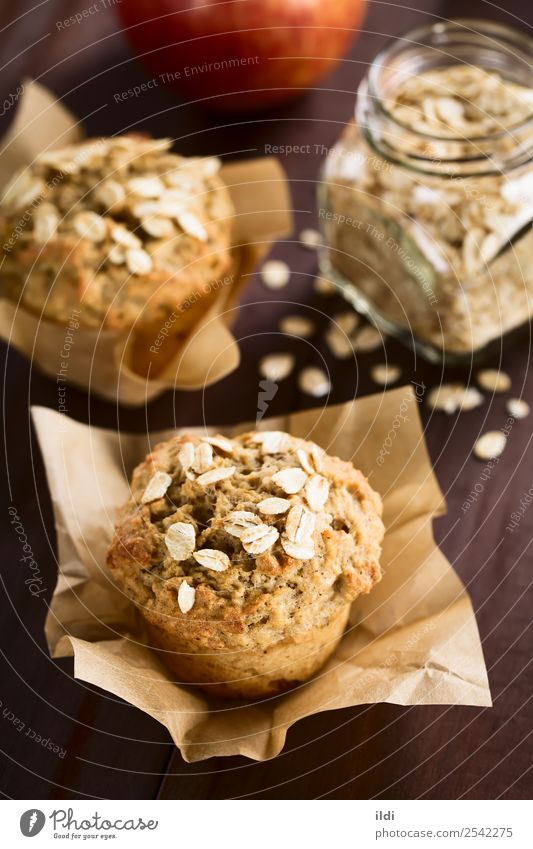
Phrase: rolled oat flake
[
  {"left": 427, "top": 384, "right": 483, "bottom": 414},
  {"left": 473, "top": 431, "right": 507, "bottom": 460},
  {"left": 271, "top": 467, "right": 308, "bottom": 494},
  {"left": 126, "top": 248, "right": 153, "bottom": 275},
  {"left": 165, "top": 522, "right": 196, "bottom": 561},
  {"left": 279, "top": 315, "right": 315, "bottom": 338},
  {"left": 259, "top": 352, "right": 295, "bottom": 381},
  {"left": 298, "top": 366, "right": 331, "bottom": 397},
  {"left": 477, "top": 369, "right": 511, "bottom": 393},
  {"left": 325, "top": 325, "right": 354, "bottom": 360},
  {"left": 193, "top": 549, "right": 230, "bottom": 572},
  {"left": 353, "top": 325, "right": 382, "bottom": 352},
  {"left": 299, "top": 228, "right": 321, "bottom": 249},
  {"left": 258, "top": 496, "right": 291, "bottom": 515},
  {"left": 141, "top": 470, "right": 172, "bottom": 503},
  {"left": 333, "top": 311, "right": 359, "bottom": 335},
  {"left": 371, "top": 364, "right": 402, "bottom": 386},
  {"left": 261, "top": 260, "right": 290, "bottom": 289},
  {"left": 178, "top": 580, "right": 196, "bottom": 614},
  {"left": 506, "top": 398, "right": 530, "bottom": 419}
]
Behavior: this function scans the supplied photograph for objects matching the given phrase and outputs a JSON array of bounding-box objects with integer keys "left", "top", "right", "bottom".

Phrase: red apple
[{"left": 118, "top": 0, "right": 367, "bottom": 112}]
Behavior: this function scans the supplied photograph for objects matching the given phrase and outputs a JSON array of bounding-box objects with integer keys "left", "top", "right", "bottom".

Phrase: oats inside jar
[{"left": 319, "top": 22, "right": 533, "bottom": 360}]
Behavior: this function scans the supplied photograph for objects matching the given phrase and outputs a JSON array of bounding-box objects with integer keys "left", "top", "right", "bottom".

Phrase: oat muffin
[
  {"left": 0, "top": 136, "right": 233, "bottom": 331},
  {"left": 107, "top": 430, "right": 384, "bottom": 699}
]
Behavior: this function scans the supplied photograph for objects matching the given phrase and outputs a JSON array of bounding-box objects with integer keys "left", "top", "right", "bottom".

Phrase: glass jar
[{"left": 319, "top": 19, "right": 533, "bottom": 362}]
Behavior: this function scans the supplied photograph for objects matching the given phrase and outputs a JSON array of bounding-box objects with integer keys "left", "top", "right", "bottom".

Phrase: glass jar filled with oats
[{"left": 319, "top": 20, "right": 533, "bottom": 361}]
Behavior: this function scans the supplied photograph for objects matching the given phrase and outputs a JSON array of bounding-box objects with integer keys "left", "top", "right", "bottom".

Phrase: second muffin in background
[
  {"left": 107, "top": 430, "right": 384, "bottom": 699},
  {"left": 0, "top": 135, "right": 234, "bottom": 333}
]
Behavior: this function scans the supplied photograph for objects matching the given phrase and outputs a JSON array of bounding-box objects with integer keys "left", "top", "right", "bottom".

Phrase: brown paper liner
[
  {"left": 0, "top": 81, "right": 292, "bottom": 405},
  {"left": 32, "top": 388, "right": 491, "bottom": 762}
]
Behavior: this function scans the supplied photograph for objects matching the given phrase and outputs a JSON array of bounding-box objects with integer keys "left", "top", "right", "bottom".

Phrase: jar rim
[{"left": 367, "top": 18, "right": 533, "bottom": 145}]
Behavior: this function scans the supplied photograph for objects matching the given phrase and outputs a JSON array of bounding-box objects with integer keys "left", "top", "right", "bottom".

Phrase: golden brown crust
[{"left": 144, "top": 604, "right": 351, "bottom": 698}]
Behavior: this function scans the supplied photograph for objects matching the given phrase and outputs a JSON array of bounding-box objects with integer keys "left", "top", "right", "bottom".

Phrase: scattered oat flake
[
  {"left": 193, "top": 549, "right": 230, "bottom": 572},
  {"left": 178, "top": 442, "right": 195, "bottom": 471},
  {"left": 477, "top": 369, "right": 511, "bottom": 393},
  {"left": 333, "top": 311, "right": 359, "bottom": 335},
  {"left": 258, "top": 497, "right": 291, "bottom": 515},
  {"left": 325, "top": 325, "right": 354, "bottom": 359},
  {"left": 197, "top": 466, "right": 236, "bottom": 486},
  {"left": 271, "top": 467, "right": 307, "bottom": 494},
  {"left": 141, "top": 471, "right": 172, "bottom": 503},
  {"left": 299, "top": 228, "right": 321, "bottom": 249},
  {"left": 427, "top": 383, "right": 483, "bottom": 414},
  {"left": 126, "top": 248, "right": 153, "bottom": 275},
  {"left": 261, "top": 260, "right": 290, "bottom": 289},
  {"left": 305, "top": 474, "right": 330, "bottom": 511},
  {"left": 165, "top": 522, "right": 196, "bottom": 562},
  {"left": 353, "top": 326, "right": 382, "bottom": 352},
  {"left": 506, "top": 398, "right": 530, "bottom": 419},
  {"left": 298, "top": 366, "right": 331, "bottom": 398},
  {"left": 259, "top": 353, "right": 295, "bottom": 382},
  {"left": 281, "top": 536, "right": 315, "bottom": 561},
  {"left": 286, "top": 504, "right": 315, "bottom": 544},
  {"left": 279, "top": 315, "right": 315, "bottom": 338},
  {"left": 473, "top": 431, "right": 506, "bottom": 460},
  {"left": 253, "top": 431, "right": 292, "bottom": 453},
  {"left": 461, "top": 388, "right": 485, "bottom": 411},
  {"left": 370, "top": 364, "right": 402, "bottom": 386},
  {"left": 201, "top": 435, "right": 234, "bottom": 453},
  {"left": 178, "top": 580, "right": 196, "bottom": 614}
]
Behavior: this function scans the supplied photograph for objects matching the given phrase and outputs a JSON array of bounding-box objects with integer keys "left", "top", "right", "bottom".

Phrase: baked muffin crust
[
  {"left": 0, "top": 136, "right": 233, "bottom": 330},
  {"left": 107, "top": 431, "right": 384, "bottom": 661}
]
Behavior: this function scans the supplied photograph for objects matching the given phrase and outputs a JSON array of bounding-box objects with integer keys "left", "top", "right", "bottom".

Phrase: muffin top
[
  {"left": 107, "top": 430, "right": 384, "bottom": 650},
  {"left": 0, "top": 136, "right": 233, "bottom": 330}
]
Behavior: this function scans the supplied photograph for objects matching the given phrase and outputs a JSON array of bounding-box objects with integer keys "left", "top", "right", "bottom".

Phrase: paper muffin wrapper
[
  {"left": 0, "top": 81, "right": 292, "bottom": 405},
  {"left": 32, "top": 388, "right": 491, "bottom": 762}
]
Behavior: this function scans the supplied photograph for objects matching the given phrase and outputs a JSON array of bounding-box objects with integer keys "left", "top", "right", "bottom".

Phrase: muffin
[
  {"left": 0, "top": 136, "right": 233, "bottom": 332},
  {"left": 107, "top": 430, "right": 384, "bottom": 699}
]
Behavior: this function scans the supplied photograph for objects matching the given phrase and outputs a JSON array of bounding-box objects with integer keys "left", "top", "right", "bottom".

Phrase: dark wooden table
[{"left": 1, "top": 0, "right": 532, "bottom": 800}]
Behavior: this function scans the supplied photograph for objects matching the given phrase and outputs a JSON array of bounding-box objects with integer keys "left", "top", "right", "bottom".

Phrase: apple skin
[{"left": 118, "top": 0, "right": 367, "bottom": 112}]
